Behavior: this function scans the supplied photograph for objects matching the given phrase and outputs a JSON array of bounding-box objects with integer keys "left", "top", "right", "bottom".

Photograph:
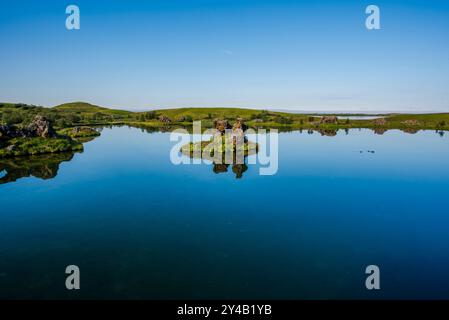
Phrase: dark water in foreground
[{"left": 1, "top": 126, "right": 449, "bottom": 299}]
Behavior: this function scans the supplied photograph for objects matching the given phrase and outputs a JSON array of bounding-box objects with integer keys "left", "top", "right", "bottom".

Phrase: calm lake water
[{"left": 1, "top": 126, "right": 449, "bottom": 299}]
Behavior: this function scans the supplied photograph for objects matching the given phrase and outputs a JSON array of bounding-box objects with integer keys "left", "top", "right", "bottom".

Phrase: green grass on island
[
  {"left": 181, "top": 138, "right": 258, "bottom": 160},
  {"left": 0, "top": 137, "right": 83, "bottom": 158},
  {"left": 57, "top": 127, "right": 101, "bottom": 139}
]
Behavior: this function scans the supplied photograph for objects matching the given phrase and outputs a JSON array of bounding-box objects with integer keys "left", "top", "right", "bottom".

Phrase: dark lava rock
[
  {"left": 0, "top": 124, "right": 24, "bottom": 138},
  {"left": 213, "top": 163, "right": 229, "bottom": 174}
]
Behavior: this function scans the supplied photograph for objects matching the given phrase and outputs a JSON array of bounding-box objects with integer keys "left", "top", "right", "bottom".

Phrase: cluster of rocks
[
  {"left": 213, "top": 119, "right": 231, "bottom": 134},
  {"left": 158, "top": 115, "right": 172, "bottom": 123},
  {"left": 69, "top": 126, "right": 100, "bottom": 138},
  {"left": 373, "top": 118, "right": 387, "bottom": 126},
  {"left": 213, "top": 118, "right": 249, "bottom": 146},
  {"left": 402, "top": 120, "right": 420, "bottom": 126},
  {"left": 319, "top": 116, "right": 339, "bottom": 124},
  {"left": 0, "top": 115, "right": 56, "bottom": 139}
]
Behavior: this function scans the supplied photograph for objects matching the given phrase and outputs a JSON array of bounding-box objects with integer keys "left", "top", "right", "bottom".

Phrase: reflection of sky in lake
[
  {"left": 0, "top": 126, "right": 448, "bottom": 299},
  {"left": 336, "top": 116, "right": 385, "bottom": 120}
]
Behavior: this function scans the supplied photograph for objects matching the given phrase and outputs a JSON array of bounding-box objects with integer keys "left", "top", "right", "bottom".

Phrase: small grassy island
[
  {"left": 1, "top": 101, "right": 448, "bottom": 158},
  {"left": 181, "top": 119, "right": 258, "bottom": 161},
  {"left": 0, "top": 112, "right": 100, "bottom": 158}
]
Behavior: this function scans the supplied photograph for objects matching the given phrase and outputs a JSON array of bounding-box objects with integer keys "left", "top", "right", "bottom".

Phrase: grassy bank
[{"left": 1, "top": 101, "right": 448, "bottom": 132}]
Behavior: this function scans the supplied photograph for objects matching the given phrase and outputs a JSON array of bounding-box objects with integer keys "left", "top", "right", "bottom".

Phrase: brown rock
[
  {"left": 233, "top": 118, "right": 248, "bottom": 132},
  {"left": 373, "top": 118, "right": 387, "bottom": 126},
  {"left": 158, "top": 115, "right": 172, "bottom": 123},
  {"left": 26, "top": 115, "right": 56, "bottom": 138},
  {"left": 320, "top": 116, "right": 338, "bottom": 124},
  {"left": 213, "top": 119, "right": 231, "bottom": 134},
  {"left": 402, "top": 120, "right": 420, "bottom": 126}
]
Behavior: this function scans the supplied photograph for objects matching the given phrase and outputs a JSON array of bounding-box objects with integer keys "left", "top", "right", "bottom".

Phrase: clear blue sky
[{"left": 1, "top": 0, "right": 448, "bottom": 112}]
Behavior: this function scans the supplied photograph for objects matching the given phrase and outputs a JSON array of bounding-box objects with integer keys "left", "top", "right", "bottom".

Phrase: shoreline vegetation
[{"left": 1, "top": 101, "right": 448, "bottom": 158}]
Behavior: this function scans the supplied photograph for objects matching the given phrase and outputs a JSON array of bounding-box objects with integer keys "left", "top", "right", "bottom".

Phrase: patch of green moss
[
  {"left": 181, "top": 137, "right": 258, "bottom": 161},
  {"left": 57, "top": 127, "right": 101, "bottom": 139},
  {"left": 0, "top": 137, "right": 83, "bottom": 158}
]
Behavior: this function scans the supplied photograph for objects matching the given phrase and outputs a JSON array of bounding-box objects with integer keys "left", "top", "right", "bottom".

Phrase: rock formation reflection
[
  {"left": 211, "top": 155, "right": 250, "bottom": 179},
  {"left": 0, "top": 152, "right": 79, "bottom": 185}
]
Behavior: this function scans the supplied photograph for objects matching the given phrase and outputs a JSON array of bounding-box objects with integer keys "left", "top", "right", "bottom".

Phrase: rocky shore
[{"left": 0, "top": 115, "right": 86, "bottom": 158}]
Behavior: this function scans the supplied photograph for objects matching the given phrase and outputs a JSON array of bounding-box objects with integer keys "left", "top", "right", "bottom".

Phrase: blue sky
[{"left": 1, "top": 0, "right": 448, "bottom": 112}]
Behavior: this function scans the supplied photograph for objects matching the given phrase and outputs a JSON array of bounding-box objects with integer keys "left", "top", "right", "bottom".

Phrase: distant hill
[{"left": 54, "top": 102, "right": 132, "bottom": 116}]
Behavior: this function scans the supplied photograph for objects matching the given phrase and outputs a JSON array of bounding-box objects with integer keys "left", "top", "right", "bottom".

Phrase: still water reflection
[{"left": 0, "top": 126, "right": 448, "bottom": 299}]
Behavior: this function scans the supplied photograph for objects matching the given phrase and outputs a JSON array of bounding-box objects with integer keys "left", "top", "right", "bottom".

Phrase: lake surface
[
  {"left": 336, "top": 115, "right": 385, "bottom": 120},
  {"left": 1, "top": 126, "right": 449, "bottom": 299}
]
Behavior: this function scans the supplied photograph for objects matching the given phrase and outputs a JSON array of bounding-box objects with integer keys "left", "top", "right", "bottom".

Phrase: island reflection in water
[{"left": 0, "top": 151, "right": 80, "bottom": 185}]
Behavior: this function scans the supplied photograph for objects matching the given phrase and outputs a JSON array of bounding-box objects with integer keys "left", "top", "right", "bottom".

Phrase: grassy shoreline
[
  {"left": 1, "top": 101, "right": 447, "bottom": 158},
  {"left": 1, "top": 102, "right": 448, "bottom": 136}
]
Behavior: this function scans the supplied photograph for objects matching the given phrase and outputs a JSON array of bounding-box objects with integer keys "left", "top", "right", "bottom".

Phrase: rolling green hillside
[
  {"left": 1, "top": 101, "right": 448, "bottom": 132},
  {"left": 54, "top": 102, "right": 132, "bottom": 116}
]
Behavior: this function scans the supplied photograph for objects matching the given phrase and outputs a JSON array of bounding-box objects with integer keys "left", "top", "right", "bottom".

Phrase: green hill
[{"left": 54, "top": 102, "right": 132, "bottom": 116}]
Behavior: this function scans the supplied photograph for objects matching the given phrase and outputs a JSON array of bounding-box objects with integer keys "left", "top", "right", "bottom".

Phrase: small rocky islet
[{"left": 181, "top": 118, "right": 259, "bottom": 161}]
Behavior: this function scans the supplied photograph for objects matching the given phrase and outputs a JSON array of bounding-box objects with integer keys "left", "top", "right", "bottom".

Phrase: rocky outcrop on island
[
  {"left": 59, "top": 126, "right": 100, "bottom": 138},
  {"left": 373, "top": 118, "right": 387, "bottom": 126},
  {"left": 158, "top": 115, "right": 172, "bottom": 123},
  {"left": 231, "top": 118, "right": 248, "bottom": 146},
  {"left": 213, "top": 119, "right": 232, "bottom": 134},
  {"left": 27, "top": 115, "right": 57, "bottom": 138},
  {"left": 72, "top": 126, "right": 98, "bottom": 136},
  {"left": 0, "top": 115, "right": 84, "bottom": 158},
  {"left": 402, "top": 120, "right": 420, "bottom": 126},
  {"left": 320, "top": 116, "right": 339, "bottom": 124},
  {"left": 0, "top": 115, "right": 56, "bottom": 139}
]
